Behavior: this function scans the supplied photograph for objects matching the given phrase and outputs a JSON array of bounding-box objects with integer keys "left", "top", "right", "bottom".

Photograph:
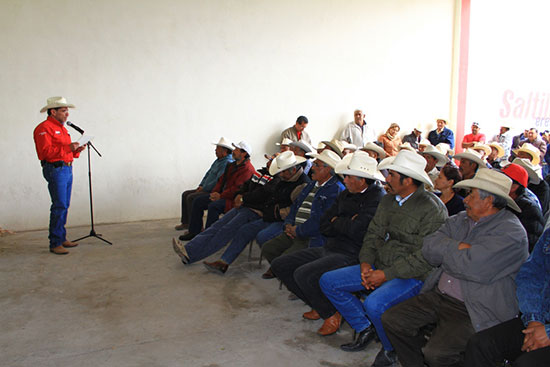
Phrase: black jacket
[{"left": 511, "top": 192, "right": 545, "bottom": 252}]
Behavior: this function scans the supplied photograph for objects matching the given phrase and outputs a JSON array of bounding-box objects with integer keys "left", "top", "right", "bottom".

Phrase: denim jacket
[
  {"left": 517, "top": 228, "right": 550, "bottom": 338},
  {"left": 284, "top": 175, "right": 345, "bottom": 247},
  {"left": 199, "top": 155, "right": 234, "bottom": 192}
]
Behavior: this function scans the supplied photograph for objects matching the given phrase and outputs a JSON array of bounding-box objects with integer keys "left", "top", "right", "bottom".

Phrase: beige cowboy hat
[
  {"left": 454, "top": 168, "right": 521, "bottom": 212},
  {"left": 453, "top": 149, "right": 486, "bottom": 168},
  {"left": 362, "top": 141, "right": 387, "bottom": 159},
  {"left": 316, "top": 142, "right": 326, "bottom": 150},
  {"left": 321, "top": 139, "right": 345, "bottom": 158},
  {"left": 384, "top": 150, "right": 434, "bottom": 188},
  {"left": 488, "top": 142, "right": 505, "bottom": 158},
  {"left": 335, "top": 151, "right": 385, "bottom": 182},
  {"left": 212, "top": 137, "right": 233, "bottom": 151},
  {"left": 306, "top": 149, "right": 342, "bottom": 169},
  {"left": 276, "top": 138, "right": 293, "bottom": 147},
  {"left": 290, "top": 140, "right": 315, "bottom": 154},
  {"left": 421, "top": 145, "right": 449, "bottom": 167},
  {"left": 268, "top": 151, "right": 307, "bottom": 176},
  {"left": 512, "top": 157, "right": 542, "bottom": 185},
  {"left": 40, "top": 96, "right": 75, "bottom": 113},
  {"left": 513, "top": 143, "right": 541, "bottom": 166},
  {"left": 398, "top": 142, "right": 417, "bottom": 152},
  {"left": 471, "top": 142, "right": 491, "bottom": 156}
]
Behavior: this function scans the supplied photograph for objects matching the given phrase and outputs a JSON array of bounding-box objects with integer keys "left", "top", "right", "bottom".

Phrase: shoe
[
  {"left": 203, "top": 260, "right": 228, "bottom": 275},
  {"left": 372, "top": 348, "right": 398, "bottom": 367},
  {"left": 179, "top": 232, "right": 196, "bottom": 241},
  {"left": 317, "top": 312, "right": 342, "bottom": 336},
  {"left": 172, "top": 238, "right": 190, "bottom": 264},
  {"left": 262, "top": 267, "right": 275, "bottom": 279},
  {"left": 303, "top": 309, "right": 321, "bottom": 320},
  {"left": 340, "top": 325, "right": 377, "bottom": 352},
  {"left": 62, "top": 240, "right": 78, "bottom": 248},
  {"left": 174, "top": 223, "right": 188, "bottom": 231},
  {"left": 50, "top": 246, "right": 69, "bottom": 255},
  {"left": 288, "top": 292, "right": 299, "bottom": 301}
]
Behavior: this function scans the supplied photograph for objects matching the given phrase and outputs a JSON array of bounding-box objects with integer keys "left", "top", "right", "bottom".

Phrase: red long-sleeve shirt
[{"left": 33, "top": 116, "right": 80, "bottom": 163}]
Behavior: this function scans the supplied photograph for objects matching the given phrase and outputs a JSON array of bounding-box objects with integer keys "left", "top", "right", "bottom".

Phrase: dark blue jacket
[
  {"left": 517, "top": 228, "right": 550, "bottom": 338},
  {"left": 427, "top": 127, "right": 455, "bottom": 149},
  {"left": 284, "top": 175, "right": 345, "bottom": 247}
]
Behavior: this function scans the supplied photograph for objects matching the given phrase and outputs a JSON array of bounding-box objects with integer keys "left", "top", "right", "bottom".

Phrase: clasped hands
[
  {"left": 360, "top": 263, "right": 386, "bottom": 290},
  {"left": 284, "top": 224, "right": 297, "bottom": 239},
  {"left": 522, "top": 321, "right": 550, "bottom": 353}
]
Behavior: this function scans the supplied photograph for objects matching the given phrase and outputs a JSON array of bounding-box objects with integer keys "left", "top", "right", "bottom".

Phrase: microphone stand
[{"left": 73, "top": 141, "right": 112, "bottom": 245}]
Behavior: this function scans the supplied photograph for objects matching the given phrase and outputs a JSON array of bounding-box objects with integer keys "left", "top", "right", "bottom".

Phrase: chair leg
[{"left": 248, "top": 240, "right": 254, "bottom": 262}]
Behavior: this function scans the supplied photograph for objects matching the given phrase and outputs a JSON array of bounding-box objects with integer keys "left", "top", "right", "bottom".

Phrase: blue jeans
[
  {"left": 185, "top": 207, "right": 260, "bottom": 263},
  {"left": 256, "top": 222, "right": 284, "bottom": 246},
  {"left": 188, "top": 195, "right": 225, "bottom": 235},
  {"left": 220, "top": 218, "right": 272, "bottom": 264},
  {"left": 42, "top": 165, "right": 73, "bottom": 248},
  {"left": 320, "top": 265, "right": 423, "bottom": 351}
]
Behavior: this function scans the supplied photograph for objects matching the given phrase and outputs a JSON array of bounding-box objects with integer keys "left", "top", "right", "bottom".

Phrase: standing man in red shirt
[{"left": 33, "top": 97, "right": 86, "bottom": 255}]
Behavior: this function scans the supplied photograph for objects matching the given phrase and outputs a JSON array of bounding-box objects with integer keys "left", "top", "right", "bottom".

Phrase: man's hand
[
  {"left": 360, "top": 262, "right": 373, "bottom": 287},
  {"left": 363, "top": 270, "right": 387, "bottom": 290},
  {"left": 522, "top": 321, "right": 550, "bottom": 352},
  {"left": 330, "top": 216, "right": 338, "bottom": 223},
  {"left": 70, "top": 142, "right": 86, "bottom": 153},
  {"left": 196, "top": 186, "right": 203, "bottom": 193},
  {"left": 234, "top": 194, "right": 243, "bottom": 208},
  {"left": 458, "top": 242, "right": 472, "bottom": 250},
  {"left": 284, "top": 224, "right": 297, "bottom": 239},
  {"left": 210, "top": 192, "right": 221, "bottom": 201}
]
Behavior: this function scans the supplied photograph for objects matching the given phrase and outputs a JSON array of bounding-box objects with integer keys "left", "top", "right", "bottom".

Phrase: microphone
[{"left": 66, "top": 121, "right": 84, "bottom": 135}]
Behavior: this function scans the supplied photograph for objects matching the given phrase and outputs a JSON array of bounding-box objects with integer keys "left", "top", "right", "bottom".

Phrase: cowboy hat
[
  {"left": 321, "top": 139, "right": 345, "bottom": 158},
  {"left": 362, "top": 141, "right": 387, "bottom": 159},
  {"left": 512, "top": 157, "right": 542, "bottom": 185},
  {"left": 471, "top": 142, "right": 491, "bottom": 156},
  {"left": 398, "top": 142, "right": 417, "bottom": 152},
  {"left": 453, "top": 149, "right": 486, "bottom": 168},
  {"left": 268, "top": 151, "right": 307, "bottom": 176},
  {"left": 232, "top": 141, "right": 252, "bottom": 155},
  {"left": 290, "top": 140, "right": 315, "bottom": 154},
  {"left": 488, "top": 142, "right": 505, "bottom": 158},
  {"left": 454, "top": 168, "right": 521, "bottom": 212},
  {"left": 513, "top": 143, "right": 541, "bottom": 166},
  {"left": 335, "top": 151, "right": 385, "bottom": 182},
  {"left": 384, "top": 150, "right": 434, "bottom": 188},
  {"left": 40, "top": 96, "right": 75, "bottom": 113},
  {"left": 421, "top": 145, "right": 449, "bottom": 167},
  {"left": 419, "top": 139, "right": 431, "bottom": 147},
  {"left": 342, "top": 142, "right": 358, "bottom": 152},
  {"left": 306, "top": 149, "right": 341, "bottom": 169},
  {"left": 377, "top": 156, "right": 395, "bottom": 171},
  {"left": 212, "top": 137, "right": 233, "bottom": 151},
  {"left": 435, "top": 143, "right": 452, "bottom": 156},
  {"left": 276, "top": 138, "right": 293, "bottom": 146}
]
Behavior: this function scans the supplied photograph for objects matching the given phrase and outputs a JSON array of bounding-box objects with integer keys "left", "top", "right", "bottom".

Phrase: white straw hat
[
  {"left": 268, "top": 151, "right": 307, "bottom": 176},
  {"left": 384, "top": 150, "right": 434, "bottom": 188},
  {"left": 454, "top": 168, "right": 521, "bottom": 212},
  {"left": 212, "top": 137, "right": 233, "bottom": 150},
  {"left": 290, "top": 140, "right": 315, "bottom": 154},
  {"left": 377, "top": 156, "right": 395, "bottom": 170},
  {"left": 276, "top": 138, "right": 293, "bottom": 147},
  {"left": 488, "top": 142, "right": 505, "bottom": 158},
  {"left": 40, "top": 96, "right": 75, "bottom": 113},
  {"left": 362, "top": 141, "right": 387, "bottom": 158},
  {"left": 471, "top": 142, "right": 491, "bottom": 156},
  {"left": 421, "top": 145, "right": 449, "bottom": 167},
  {"left": 512, "top": 157, "right": 542, "bottom": 185},
  {"left": 453, "top": 149, "right": 486, "bottom": 168},
  {"left": 335, "top": 151, "right": 385, "bottom": 182},
  {"left": 321, "top": 139, "right": 345, "bottom": 158},
  {"left": 398, "top": 142, "right": 417, "bottom": 152},
  {"left": 306, "top": 149, "right": 342, "bottom": 169}
]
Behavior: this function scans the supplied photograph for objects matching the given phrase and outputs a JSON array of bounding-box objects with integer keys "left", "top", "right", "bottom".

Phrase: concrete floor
[{"left": 0, "top": 219, "right": 383, "bottom": 367}]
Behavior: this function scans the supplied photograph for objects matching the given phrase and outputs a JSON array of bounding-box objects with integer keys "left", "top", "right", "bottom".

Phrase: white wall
[{"left": 0, "top": 0, "right": 455, "bottom": 230}]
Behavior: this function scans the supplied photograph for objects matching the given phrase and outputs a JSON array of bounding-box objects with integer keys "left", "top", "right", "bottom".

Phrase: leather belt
[{"left": 41, "top": 160, "right": 73, "bottom": 167}]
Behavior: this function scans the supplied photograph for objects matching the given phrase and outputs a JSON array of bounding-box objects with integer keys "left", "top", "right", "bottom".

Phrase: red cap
[{"left": 502, "top": 163, "right": 528, "bottom": 188}]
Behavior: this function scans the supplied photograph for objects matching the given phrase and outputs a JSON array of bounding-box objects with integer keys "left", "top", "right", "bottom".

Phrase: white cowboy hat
[
  {"left": 321, "top": 139, "right": 345, "bottom": 158},
  {"left": 268, "top": 151, "right": 307, "bottom": 176},
  {"left": 399, "top": 142, "right": 417, "bottom": 152},
  {"left": 512, "top": 157, "right": 542, "bottom": 185},
  {"left": 335, "top": 151, "right": 385, "bottom": 182},
  {"left": 40, "top": 96, "right": 75, "bottom": 113},
  {"left": 276, "top": 138, "right": 293, "bottom": 146},
  {"left": 362, "top": 141, "right": 387, "bottom": 159},
  {"left": 435, "top": 143, "right": 452, "bottom": 156},
  {"left": 513, "top": 143, "right": 541, "bottom": 166},
  {"left": 421, "top": 145, "right": 449, "bottom": 167},
  {"left": 384, "top": 150, "right": 434, "bottom": 188},
  {"left": 419, "top": 139, "right": 431, "bottom": 147},
  {"left": 212, "top": 137, "right": 233, "bottom": 151},
  {"left": 316, "top": 142, "right": 326, "bottom": 150},
  {"left": 232, "top": 141, "right": 252, "bottom": 155},
  {"left": 454, "top": 168, "right": 521, "bottom": 212},
  {"left": 488, "top": 142, "right": 505, "bottom": 158},
  {"left": 306, "top": 149, "right": 342, "bottom": 169},
  {"left": 290, "top": 140, "right": 315, "bottom": 154},
  {"left": 471, "top": 142, "right": 492, "bottom": 156},
  {"left": 342, "top": 142, "right": 358, "bottom": 152},
  {"left": 377, "top": 156, "right": 395, "bottom": 170},
  {"left": 453, "top": 149, "right": 487, "bottom": 168}
]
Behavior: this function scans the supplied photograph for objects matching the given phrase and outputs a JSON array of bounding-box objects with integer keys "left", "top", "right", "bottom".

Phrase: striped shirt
[{"left": 294, "top": 185, "right": 320, "bottom": 224}]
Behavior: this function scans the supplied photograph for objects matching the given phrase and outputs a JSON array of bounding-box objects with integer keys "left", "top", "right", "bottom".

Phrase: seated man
[
  {"left": 289, "top": 140, "right": 314, "bottom": 175},
  {"left": 180, "top": 141, "right": 255, "bottom": 241},
  {"left": 319, "top": 150, "right": 448, "bottom": 367},
  {"left": 427, "top": 118, "right": 455, "bottom": 149},
  {"left": 453, "top": 149, "right": 486, "bottom": 198},
  {"left": 514, "top": 157, "right": 550, "bottom": 217},
  {"left": 260, "top": 150, "right": 345, "bottom": 265},
  {"left": 382, "top": 168, "right": 529, "bottom": 367},
  {"left": 175, "top": 137, "right": 234, "bottom": 231},
  {"left": 172, "top": 151, "right": 310, "bottom": 273},
  {"left": 465, "top": 228, "right": 550, "bottom": 367},
  {"left": 271, "top": 151, "right": 385, "bottom": 336},
  {"left": 401, "top": 127, "right": 423, "bottom": 150},
  {"left": 361, "top": 142, "right": 387, "bottom": 162},
  {"left": 462, "top": 122, "right": 486, "bottom": 149},
  {"left": 421, "top": 144, "right": 449, "bottom": 189},
  {"left": 281, "top": 115, "right": 311, "bottom": 144}
]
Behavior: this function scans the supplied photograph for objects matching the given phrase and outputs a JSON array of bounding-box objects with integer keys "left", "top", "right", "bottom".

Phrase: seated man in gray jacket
[{"left": 382, "top": 168, "right": 529, "bottom": 367}]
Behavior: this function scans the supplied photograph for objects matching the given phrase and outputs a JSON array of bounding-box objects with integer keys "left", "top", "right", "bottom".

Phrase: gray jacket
[{"left": 421, "top": 209, "right": 529, "bottom": 332}]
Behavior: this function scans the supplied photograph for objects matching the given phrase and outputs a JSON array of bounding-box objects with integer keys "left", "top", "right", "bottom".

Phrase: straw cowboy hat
[
  {"left": 276, "top": 138, "right": 293, "bottom": 147},
  {"left": 454, "top": 168, "right": 521, "bottom": 212},
  {"left": 488, "top": 142, "right": 505, "bottom": 158},
  {"left": 290, "top": 140, "right": 315, "bottom": 154},
  {"left": 212, "top": 137, "right": 233, "bottom": 151},
  {"left": 306, "top": 149, "right": 342, "bottom": 169},
  {"left": 40, "top": 96, "right": 75, "bottom": 113},
  {"left": 453, "top": 149, "right": 487, "bottom": 168},
  {"left": 335, "top": 151, "right": 385, "bottom": 182},
  {"left": 321, "top": 139, "right": 345, "bottom": 158},
  {"left": 421, "top": 145, "right": 449, "bottom": 167},
  {"left": 384, "top": 150, "right": 434, "bottom": 188},
  {"left": 398, "top": 142, "right": 416, "bottom": 152},
  {"left": 268, "top": 151, "right": 307, "bottom": 176},
  {"left": 342, "top": 142, "right": 358, "bottom": 152},
  {"left": 232, "top": 141, "right": 252, "bottom": 155},
  {"left": 471, "top": 142, "right": 492, "bottom": 157},
  {"left": 316, "top": 142, "right": 326, "bottom": 150},
  {"left": 362, "top": 141, "right": 387, "bottom": 159},
  {"left": 512, "top": 157, "right": 542, "bottom": 185},
  {"left": 513, "top": 143, "right": 541, "bottom": 166}
]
